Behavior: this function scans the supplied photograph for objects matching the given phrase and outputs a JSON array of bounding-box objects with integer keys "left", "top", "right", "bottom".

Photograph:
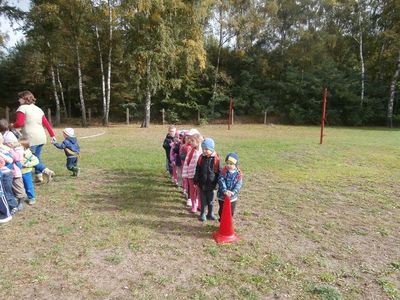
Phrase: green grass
[{"left": 0, "top": 124, "right": 399, "bottom": 299}]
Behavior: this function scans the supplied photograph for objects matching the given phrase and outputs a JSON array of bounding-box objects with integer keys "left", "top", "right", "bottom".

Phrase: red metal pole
[
  {"left": 320, "top": 88, "right": 327, "bottom": 144},
  {"left": 228, "top": 95, "right": 233, "bottom": 130}
]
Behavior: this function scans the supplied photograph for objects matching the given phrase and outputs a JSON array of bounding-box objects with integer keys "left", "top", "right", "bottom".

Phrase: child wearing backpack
[
  {"left": 217, "top": 153, "right": 243, "bottom": 221},
  {"left": 194, "top": 138, "right": 221, "bottom": 222},
  {"left": 52, "top": 128, "right": 81, "bottom": 176}
]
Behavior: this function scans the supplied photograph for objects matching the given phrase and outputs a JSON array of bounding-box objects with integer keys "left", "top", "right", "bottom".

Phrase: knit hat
[
  {"left": 63, "top": 128, "right": 75, "bottom": 138},
  {"left": 3, "top": 131, "right": 18, "bottom": 146},
  {"left": 225, "top": 152, "right": 239, "bottom": 165},
  {"left": 201, "top": 138, "right": 215, "bottom": 152},
  {"left": 188, "top": 128, "right": 200, "bottom": 136}
]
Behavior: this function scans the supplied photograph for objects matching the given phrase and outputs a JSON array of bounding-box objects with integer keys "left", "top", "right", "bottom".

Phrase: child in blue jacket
[
  {"left": 217, "top": 152, "right": 243, "bottom": 221},
  {"left": 52, "top": 128, "right": 81, "bottom": 176}
]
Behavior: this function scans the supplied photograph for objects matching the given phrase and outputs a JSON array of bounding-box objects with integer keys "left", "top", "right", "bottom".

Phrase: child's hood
[{"left": 66, "top": 136, "right": 78, "bottom": 144}]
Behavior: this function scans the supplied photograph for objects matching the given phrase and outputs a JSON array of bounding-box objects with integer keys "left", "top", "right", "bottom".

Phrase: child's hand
[
  {"left": 224, "top": 191, "right": 233, "bottom": 197},
  {"left": 51, "top": 136, "right": 57, "bottom": 144}
]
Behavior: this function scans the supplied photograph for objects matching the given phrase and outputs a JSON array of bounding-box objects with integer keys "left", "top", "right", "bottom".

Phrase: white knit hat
[
  {"left": 63, "top": 128, "right": 75, "bottom": 137},
  {"left": 3, "top": 131, "right": 18, "bottom": 145},
  {"left": 188, "top": 128, "right": 200, "bottom": 136}
]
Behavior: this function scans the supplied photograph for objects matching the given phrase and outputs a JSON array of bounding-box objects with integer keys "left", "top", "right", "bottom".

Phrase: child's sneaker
[
  {"left": 76, "top": 168, "right": 80, "bottom": 177},
  {"left": 28, "top": 198, "right": 36, "bottom": 205},
  {"left": 186, "top": 198, "right": 191, "bottom": 206},
  {"left": 198, "top": 214, "right": 206, "bottom": 222},
  {"left": 43, "top": 168, "right": 55, "bottom": 182},
  {"left": 10, "top": 207, "right": 18, "bottom": 215},
  {"left": 0, "top": 215, "right": 12, "bottom": 224},
  {"left": 35, "top": 173, "right": 44, "bottom": 183}
]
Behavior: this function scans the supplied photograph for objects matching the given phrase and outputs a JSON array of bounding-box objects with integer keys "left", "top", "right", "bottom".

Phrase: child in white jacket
[{"left": 185, "top": 129, "right": 203, "bottom": 213}]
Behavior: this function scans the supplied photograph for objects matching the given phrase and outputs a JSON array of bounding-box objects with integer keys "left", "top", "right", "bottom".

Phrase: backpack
[{"left": 197, "top": 153, "right": 220, "bottom": 174}]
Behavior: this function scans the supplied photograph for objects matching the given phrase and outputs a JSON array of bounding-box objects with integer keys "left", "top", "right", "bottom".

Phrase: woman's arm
[
  {"left": 42, "top": 115, "right": 55, "bottom": 137},
  {"left": 12, "top": 111, "right": 25, "bottom": 128}
]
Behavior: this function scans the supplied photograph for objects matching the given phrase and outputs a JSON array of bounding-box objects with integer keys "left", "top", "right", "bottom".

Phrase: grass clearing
[{"left": 1, "top": 124, "right": 399, "bottom": 299}]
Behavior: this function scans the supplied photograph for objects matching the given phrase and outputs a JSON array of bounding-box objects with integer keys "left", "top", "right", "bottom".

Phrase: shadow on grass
[{"left": 83, "top": 169, "right": 218, "bottom": 240}]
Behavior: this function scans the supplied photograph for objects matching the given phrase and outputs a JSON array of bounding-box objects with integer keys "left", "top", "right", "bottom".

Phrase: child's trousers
[
  {"left": 200, "top": 189, "right": 215, "bottom": 217},
  {"left": 0, "top": 178, "right": 11, "bottom": 218},
  {"left": 188, "top": 178, "right": 199, "bottom": 212},
  {"left": 66, "top": 157, "right": 79, "bottom": 172},
  {"left": 1, "top": 171, "right": 17, "bottom": 209},
  {"left": 12, "top": 177, "right": 27, "bottom": 200},
  {"left": 176, "top": 166, "right": 182, "bottom": 187},
  {"left": 22, "top": 172, "right": 35, "bottom": 199},
  {"left": 218, "top": 199, "right": 237, "bottom": 219}
]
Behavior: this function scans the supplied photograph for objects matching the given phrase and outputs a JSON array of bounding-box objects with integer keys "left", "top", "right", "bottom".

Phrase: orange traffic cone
[{"left": 213, "top": 195, "right": 240, "bottom": 244}]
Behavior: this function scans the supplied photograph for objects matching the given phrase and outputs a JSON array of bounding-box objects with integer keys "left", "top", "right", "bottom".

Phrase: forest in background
[{"left": 0, "top": 0, "right": 399, "bottom": 127}]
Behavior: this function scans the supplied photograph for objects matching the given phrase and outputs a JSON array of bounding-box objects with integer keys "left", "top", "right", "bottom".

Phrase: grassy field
[{"left": 1, "top": 124, "right": 399, "bottom": 299}]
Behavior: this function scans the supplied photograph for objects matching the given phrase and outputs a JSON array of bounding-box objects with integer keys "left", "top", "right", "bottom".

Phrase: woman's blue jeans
[{"left": 30, "top": 144, "right": 46, "bottom": 174}]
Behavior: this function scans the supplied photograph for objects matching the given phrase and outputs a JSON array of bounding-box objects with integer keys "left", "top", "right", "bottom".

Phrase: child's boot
[
  {"left": 17, "top": 198, "right": 25, "bottom": 211},
  {"left": 43, "top": 168, "right": 55, "bottom": 182},
  {"left": 198, "top": 213, "right": 206, "bottom": 222},
  {"left": 206, "top": 204, "right": 216, "bottom": 220},
  {"left": 198, "top": 202, "right": 206, "bottom": 222},
  {"left": 191, "top": 198, "right": 197, "bottom": 213},
  {"left": 71, "top": 167, "right": 80, "bottom": 177}
]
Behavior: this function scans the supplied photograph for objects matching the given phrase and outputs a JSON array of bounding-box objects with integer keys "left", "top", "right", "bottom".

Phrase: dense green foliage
[{"left": 0, "top": 0, "right": 400, "bottom": 126}]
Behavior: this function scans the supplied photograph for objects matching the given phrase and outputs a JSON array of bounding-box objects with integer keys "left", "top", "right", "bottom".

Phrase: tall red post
[
  {"left": 320, "top": 88, "right": 327, "bottom": 144},
  {"left": 228, "top": 95, "right": 233, "bottom": 130}
]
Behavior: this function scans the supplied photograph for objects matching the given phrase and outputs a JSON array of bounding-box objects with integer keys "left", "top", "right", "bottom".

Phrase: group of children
[
  {"left": 163, "top": 125, "right": 243, "bottom": 222},
  {"left": 0, "top": 120, "right": 80, "bottom": 224}
]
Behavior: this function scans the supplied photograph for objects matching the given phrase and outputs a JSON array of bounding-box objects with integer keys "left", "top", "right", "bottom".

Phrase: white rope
[{"left": 80, "top": 130, "right": 106, "bottom": 139}]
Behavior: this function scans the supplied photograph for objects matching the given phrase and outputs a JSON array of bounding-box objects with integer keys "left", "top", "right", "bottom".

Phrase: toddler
[
  {"left": 19, "top": 138, "right": 39, "bottom": 205},
  {"left": 217, "top": 152, "right": 243, "bottom": 221},
  {"left": 194, "top": 138, "right": 220, "bottom": 222},
  {"left": 52, "top": 128, "right": 81, "bottom": 176}
]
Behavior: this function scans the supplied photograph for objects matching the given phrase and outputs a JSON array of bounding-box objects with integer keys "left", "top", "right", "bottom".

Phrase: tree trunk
[
  {"left": 95, "top": 25, "right": 107, "bottom": 126},
  {"left": 359, "top": 10, "right": 365, "bottom": 107},
  {"left": 143, "top": 84, "right": 151, "bottom": 128},
  {"left": 56, "top": 65, "right": 68, "bottom": 119},
  {"left": 50, "top": 64, "right": 61, "bottom": 126},
  {"left": 105, "top": 0, "right": 113, "bottom": 127},
  {"left": 387, "top": 50, "right": 400, "bottom": 128},
  {"left": 76, "top": 40, "right": 87, "bottom": 127},
  {"left": 211, "top": 7, "right": 224, "bottom": 117}
]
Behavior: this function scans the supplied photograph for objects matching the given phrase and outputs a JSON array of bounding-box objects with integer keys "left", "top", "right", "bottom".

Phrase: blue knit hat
[
  {"left": 225, "top": 152, "right": 239, "bottom": 165},
  {"left": 201, "top": 138, "right": 215, "bottom": 152}
]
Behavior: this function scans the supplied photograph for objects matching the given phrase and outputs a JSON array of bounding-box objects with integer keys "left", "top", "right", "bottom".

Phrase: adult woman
[{"left": 11, "top": 91, "right": 56, "bottom": 183}]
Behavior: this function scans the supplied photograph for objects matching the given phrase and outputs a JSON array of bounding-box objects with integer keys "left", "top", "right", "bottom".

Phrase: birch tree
[
  {"left": 387, "top": 50, "right": 400, "bottom": 127},
  {"left": 58, "top": 0, "right": 91, "bottom": 127},
  {"left": 122, "top": 0, "right": 211, "bottom": 128},
  {"left": 27, "top": 2, "right": 65, "bottom": 124},
  {"left": 92, "top": 0, "right": 115, "bottom": 126}
]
